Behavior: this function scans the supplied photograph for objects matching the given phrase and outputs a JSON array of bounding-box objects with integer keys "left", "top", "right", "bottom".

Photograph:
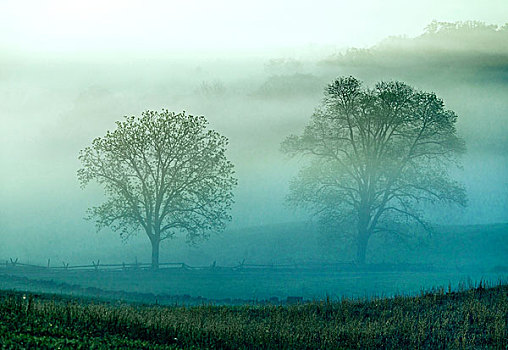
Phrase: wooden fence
[
  {"left": 1, "top": 257, "right": 433, "bottom": 272},
  {"left": 0, "top": 257, "right": 363, "bottom": 272}
]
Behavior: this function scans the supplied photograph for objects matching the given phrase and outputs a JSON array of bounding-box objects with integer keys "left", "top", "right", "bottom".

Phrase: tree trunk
[
  {"left": 356, "top": 204, "right": 370, "bottom": 265},
  {"left": 151, "top": 237, "right": 160, "bottom": 269},
  {"left": 356, "top": 232, "right": 369, "bottom": 265}
]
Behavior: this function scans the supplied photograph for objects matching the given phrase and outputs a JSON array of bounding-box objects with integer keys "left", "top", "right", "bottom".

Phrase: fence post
[{"left": 235, "top": 259, "right": 245, "bottom": 270}]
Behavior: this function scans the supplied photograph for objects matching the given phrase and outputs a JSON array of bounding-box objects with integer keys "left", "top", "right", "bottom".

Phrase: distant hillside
[
  {"left": 167, "top": 222, "right": 508, "bottom": 270},
  {"left": 318, "top": 21, "right": 508, "bottom": 85}
]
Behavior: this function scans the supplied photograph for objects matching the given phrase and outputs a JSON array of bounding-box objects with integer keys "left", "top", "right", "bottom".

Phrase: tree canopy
[
  {"left": 78, "top": 110, "right": 237, "bottom": 268},
  {"left": 282, "top": 76, "right": 466, "bottom": 264}
]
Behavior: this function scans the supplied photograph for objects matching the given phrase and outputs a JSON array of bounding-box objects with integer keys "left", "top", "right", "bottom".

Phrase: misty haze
[{"left": 0, "top": 1, "right": 507, "bottom": 348}]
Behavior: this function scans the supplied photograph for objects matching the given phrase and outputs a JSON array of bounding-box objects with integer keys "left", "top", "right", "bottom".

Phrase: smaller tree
[
  {"left": 282, "top": 77, "right": 467, "bottom": 264},
  {"left": 78, "top": 110, "right": 237, "bottom": 268}
]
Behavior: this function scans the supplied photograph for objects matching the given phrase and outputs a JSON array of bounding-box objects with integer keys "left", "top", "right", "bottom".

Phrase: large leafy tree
[
  {"left": 282, "top": 76, "right": 466, "bottom": 264},
  {"left": 78, "top": 110, "right": 236, "bottom": 268}
]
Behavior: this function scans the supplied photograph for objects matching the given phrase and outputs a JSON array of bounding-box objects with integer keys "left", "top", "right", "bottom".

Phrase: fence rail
[{"left": 0, "top": 257, "right": 434, "bottom": 272}]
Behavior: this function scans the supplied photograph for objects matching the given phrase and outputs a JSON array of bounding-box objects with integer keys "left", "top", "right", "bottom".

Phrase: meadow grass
[{"left": 0, "top": 283, "right": 506, "bottom": 349}]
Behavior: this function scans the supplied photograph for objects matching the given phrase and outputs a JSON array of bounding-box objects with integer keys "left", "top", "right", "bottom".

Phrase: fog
[{"left": 0, "top": 3, "right": 507, "bottom": 288}]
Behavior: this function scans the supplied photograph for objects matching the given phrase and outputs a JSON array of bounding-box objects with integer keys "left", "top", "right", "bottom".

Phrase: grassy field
[
  {"left": 0, "top": 283, "right": 506, "bottom": 349},
  {"left": 1, "top": 266, "right": 506, "bottom": 304},
  {"left": 1, "top": 222, "right": 505, "bottom": 303}
]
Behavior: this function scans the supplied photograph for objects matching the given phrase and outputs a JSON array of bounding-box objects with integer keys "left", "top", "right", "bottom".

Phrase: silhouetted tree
[
  {"left": 282, "top": 77, "right": 466, "bottom": 264},
  {"left": 78, "top": 110, "right": 236, "bottom": 268}
]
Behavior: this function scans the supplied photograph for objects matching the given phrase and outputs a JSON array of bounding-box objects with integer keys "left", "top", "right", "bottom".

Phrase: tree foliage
[
  {"left": 282, "top": 76, "right": 466, "bottom": 263},
  {"left": 78, "top": 110, "right": 236, "bottom": 267}
]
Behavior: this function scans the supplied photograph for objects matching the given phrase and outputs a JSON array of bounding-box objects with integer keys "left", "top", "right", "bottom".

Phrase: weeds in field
[{"left": 0, "top": 283, "right": 506, "bottom": 349}]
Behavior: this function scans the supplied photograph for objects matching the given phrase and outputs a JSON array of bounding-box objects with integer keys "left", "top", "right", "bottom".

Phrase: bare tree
[
  {"left": 78, "top": 110, "right": 237, "bottom": 268},
  {"left": 282, "top": 76, "right": 466, "bottom": 264}
]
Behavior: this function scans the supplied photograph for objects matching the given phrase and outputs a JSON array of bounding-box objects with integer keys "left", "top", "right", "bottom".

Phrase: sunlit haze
[{"left": 1, "top": 0, "right": 507, "bottom": 53}]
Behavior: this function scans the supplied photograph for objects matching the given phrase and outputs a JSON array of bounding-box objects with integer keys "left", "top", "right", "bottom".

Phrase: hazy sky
[{"left": 1, "top": 0, "right": 507, "bottom": 53}]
